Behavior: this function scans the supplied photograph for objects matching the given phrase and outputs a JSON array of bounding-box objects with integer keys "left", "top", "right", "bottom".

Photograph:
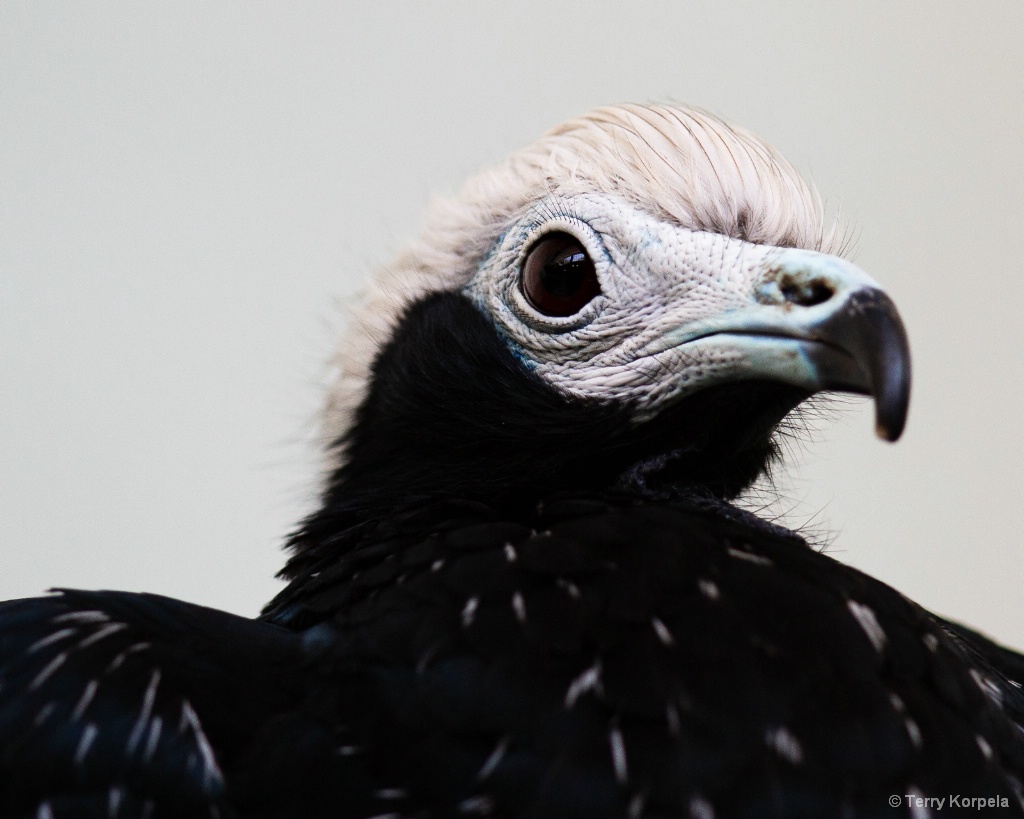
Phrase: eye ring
[{"left": 520, "top": 232, "right": 601, "bottom": 317}]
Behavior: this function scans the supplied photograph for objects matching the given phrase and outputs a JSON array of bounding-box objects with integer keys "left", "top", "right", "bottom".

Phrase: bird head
[{"left": 313, "top": 103, "right": 910, "bottom": 524}]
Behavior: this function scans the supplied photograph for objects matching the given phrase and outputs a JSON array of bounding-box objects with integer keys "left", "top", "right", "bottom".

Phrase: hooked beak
[
  {"left": 645, "top": 247, "right": 912, "bottom": 441},
  {"left": 801, "top": 287, "right": 910, "bottom": 441}
]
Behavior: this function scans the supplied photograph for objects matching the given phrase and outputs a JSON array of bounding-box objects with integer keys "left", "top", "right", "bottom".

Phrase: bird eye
[{"left": 521, "top": 232, "right": 600, "bottom": 317}]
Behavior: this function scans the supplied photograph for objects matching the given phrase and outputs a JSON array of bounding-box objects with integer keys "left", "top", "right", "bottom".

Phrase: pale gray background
[{"left": 2, "top": 3, "right": 1022, "bottom": 646}]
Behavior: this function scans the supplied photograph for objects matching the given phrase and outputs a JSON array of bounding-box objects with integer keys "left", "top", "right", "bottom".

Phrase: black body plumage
[{"left": 2, "top": 286, "right": 1023, "bottom": 818}]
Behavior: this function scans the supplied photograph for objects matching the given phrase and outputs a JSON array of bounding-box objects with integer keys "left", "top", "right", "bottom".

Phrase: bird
[{"left": 2, "top": 102, "right": 1023, "bottom": 819}]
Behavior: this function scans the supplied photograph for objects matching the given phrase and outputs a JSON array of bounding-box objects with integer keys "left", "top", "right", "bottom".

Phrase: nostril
[
  {"left": 754, "top": 268, "right": 840, "bottom": 308},
  {"left": 779, "top": 276, "right": 835, "bottom": 307}
]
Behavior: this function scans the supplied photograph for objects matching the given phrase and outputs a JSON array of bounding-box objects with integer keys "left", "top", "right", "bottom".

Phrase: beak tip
[
  {"left": 874, "top": 396, "right": 909, "bottom": 442},
  {"left": 875, "top": 420, "right": 902, "bottom": 443}
]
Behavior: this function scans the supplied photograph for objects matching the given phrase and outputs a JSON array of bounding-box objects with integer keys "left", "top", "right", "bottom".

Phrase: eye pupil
[
  {"left": 521, "top": 233, "right": 600, "bottom": 317},
  {"left": 540, "top": 249, "right": 589, "bottom": 297}
]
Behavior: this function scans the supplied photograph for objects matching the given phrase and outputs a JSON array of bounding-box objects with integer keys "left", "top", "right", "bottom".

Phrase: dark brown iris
[{"left": 520, "top": 232, "right": 600, "bottom": 317}]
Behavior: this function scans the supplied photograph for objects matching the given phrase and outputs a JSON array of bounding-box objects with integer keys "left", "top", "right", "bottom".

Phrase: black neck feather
[{"left": 280, "top": 292, "right": 808, "bottom": 576}]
